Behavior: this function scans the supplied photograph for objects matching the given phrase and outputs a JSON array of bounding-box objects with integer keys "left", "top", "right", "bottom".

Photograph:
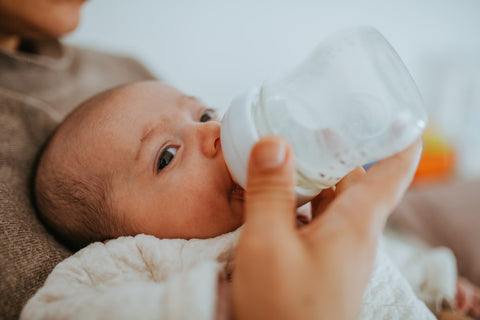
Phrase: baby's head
[{"left": 35, "top": 81, "right": 244, "bottom": 249}]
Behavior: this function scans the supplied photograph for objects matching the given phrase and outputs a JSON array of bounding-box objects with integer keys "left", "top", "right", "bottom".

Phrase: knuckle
[
  {"left": 246, "top": 175, "right": 296, "bottom": 204},
  {"left": 247, "top": 185, "right": 296, "bottom": 202}
]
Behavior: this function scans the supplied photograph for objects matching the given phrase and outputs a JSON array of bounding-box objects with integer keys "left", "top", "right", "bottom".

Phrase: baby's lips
[{"left": 231, "top": 183, "right": 245, "bottom": 200}]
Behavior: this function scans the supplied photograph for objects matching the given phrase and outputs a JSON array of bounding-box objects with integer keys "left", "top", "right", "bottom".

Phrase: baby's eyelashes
[{"left": 200, "top": 108, "right": 218, "bottom": 122}]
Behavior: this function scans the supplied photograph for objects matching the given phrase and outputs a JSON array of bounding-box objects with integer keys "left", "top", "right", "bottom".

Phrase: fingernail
[{"left": 254, "top": 139, "right": 287, "bottom": 169}]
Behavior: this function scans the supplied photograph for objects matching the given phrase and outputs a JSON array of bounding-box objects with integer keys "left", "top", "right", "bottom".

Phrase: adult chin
[{"left": 0, "top": 0, "right": 86, "bottom": 40}]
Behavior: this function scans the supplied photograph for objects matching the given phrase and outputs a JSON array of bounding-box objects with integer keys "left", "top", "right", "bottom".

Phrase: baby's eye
[
  {"left": 200, "top": 109, "right": 217, "bottom": 122},
  {"left": 157, "top": 146, "right": 177, "bottom": 172}
]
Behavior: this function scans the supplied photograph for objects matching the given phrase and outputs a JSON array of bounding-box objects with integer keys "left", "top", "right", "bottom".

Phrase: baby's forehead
[
  {"left": 76, "top": 82, "right": 202, "bottom": 138},
  {"left": 61, "top": 82, "right": 206, "bottom": 148},
  {"left": 102, "top": 82, "right": 202, "bottom": 114}
]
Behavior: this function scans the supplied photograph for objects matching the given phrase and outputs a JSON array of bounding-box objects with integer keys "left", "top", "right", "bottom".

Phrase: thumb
[{"left": 244, "top": 136, "right": 297, "bottom": 235}]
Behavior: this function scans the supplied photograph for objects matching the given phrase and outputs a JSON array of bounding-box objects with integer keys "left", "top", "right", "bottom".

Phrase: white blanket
[{"left": 21, "top": 228, "right": 450, "bottom": 320}]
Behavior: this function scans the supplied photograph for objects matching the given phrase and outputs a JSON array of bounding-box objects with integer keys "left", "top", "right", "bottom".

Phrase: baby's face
[{"left": 73, "top": 82, "right": 244, "bottom": 239}]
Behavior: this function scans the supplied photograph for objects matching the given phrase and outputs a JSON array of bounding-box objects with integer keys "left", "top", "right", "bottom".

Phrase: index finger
[
  {"left": 341, "top": 139, "right": 422, "bottom": 230},
  {"left": 306, "top": 139, "right": 422, "bottom": 240}
]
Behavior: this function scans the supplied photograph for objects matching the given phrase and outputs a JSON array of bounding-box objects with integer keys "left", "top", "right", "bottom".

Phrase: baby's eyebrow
[
  {"left": 178, "top": 94, "right": 203, "bottom": 109},
  {"left": 186, "top": 95, "right": 200, "bottom": 101},
  {"left": 135, "top": 125, "right": 155, "bottom": 161},
  {"left": 140, "top": 125, "right": 154, "bottom": 143}
]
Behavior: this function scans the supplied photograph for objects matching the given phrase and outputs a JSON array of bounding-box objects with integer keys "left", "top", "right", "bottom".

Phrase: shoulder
[{"left": 67, "top": 45, "right": 156, "bottom": 81}]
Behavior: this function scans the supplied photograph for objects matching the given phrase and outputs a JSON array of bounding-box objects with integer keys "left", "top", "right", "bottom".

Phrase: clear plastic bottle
[{"left": 221, "top": 26, "right": 428, "bottom": 203}]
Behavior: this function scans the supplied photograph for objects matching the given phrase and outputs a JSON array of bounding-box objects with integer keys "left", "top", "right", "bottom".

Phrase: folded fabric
[
  {"left": 383, "top": 227, "right": 457, "bottom": 314},
  {"left": 21, "top": 228, "right": 437, "bottom": 320}
]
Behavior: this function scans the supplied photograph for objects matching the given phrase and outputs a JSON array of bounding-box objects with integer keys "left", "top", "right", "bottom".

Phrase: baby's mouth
[{"left": 231, "top": 183, "right": 245, "bottom": 200}]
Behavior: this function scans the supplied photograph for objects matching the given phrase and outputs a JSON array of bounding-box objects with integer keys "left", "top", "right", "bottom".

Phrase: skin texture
[
  {"left": 45, "top": 81, "right": 244, "bottom": 240},
  {"left": 0, "top": 0, "right": 86, "bottom": 51},
  {"left": 232, "top": 136, "right": 423, "bottom": 320}
]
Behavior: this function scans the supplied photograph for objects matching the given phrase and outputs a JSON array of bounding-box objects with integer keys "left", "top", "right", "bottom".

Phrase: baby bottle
[{"left": 221, "top": 26, "right": 428, "bottom": 204}]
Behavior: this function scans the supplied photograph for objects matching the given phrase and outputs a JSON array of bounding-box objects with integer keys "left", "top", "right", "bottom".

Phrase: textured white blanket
[{"left": 21, "top": 228, "right": 447, "bottom": 320}]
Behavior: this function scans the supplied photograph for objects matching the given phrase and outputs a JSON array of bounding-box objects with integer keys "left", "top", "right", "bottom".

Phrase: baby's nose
[{"left": 199, "top": 121, "right": 221, "bottom": 158}]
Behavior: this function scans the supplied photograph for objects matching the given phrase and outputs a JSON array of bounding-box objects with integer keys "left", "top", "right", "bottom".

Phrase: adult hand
[{"left": 232, "top": 136, "right": 422, "bottom": 320}]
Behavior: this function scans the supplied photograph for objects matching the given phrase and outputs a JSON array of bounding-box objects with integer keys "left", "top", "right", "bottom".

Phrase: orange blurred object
[{"left": 413, "top": 127, "right": 457, "bottom": 184}]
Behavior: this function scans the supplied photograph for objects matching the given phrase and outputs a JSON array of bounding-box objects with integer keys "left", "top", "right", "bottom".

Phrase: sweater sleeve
[{"left": 20, "top": 235, "right": 227, "bottom": 320}]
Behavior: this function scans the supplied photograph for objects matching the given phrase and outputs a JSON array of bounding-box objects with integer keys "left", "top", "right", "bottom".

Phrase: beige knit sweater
[{"left": 0, "top": 39, "right": 154, "bottom": 320}]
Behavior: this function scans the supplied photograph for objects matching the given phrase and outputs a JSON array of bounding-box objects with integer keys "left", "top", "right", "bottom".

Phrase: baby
[
  {"left": 35, "top": 81, "right": 245, "bottom": 249},
  {"left": 34, "top": 80, "right": 480, "bottom": 318}
]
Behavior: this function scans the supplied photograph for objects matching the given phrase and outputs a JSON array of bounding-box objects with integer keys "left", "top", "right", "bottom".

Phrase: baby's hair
[
  {"left": 34, "top": 86, "right": 131, "bottom": 250},
  {"left": 34, "top": 159, "right": 118, "bottom": 250}
]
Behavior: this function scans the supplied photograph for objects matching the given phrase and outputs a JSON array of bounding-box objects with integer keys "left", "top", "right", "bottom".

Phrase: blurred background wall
[{"left": 66, "top": 0, "right": 480, "bottom": 180}]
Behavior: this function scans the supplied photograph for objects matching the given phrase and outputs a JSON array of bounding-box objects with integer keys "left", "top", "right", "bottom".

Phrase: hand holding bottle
[{"left": 232, "top": 136, "right": 422, "bottom": 320}]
